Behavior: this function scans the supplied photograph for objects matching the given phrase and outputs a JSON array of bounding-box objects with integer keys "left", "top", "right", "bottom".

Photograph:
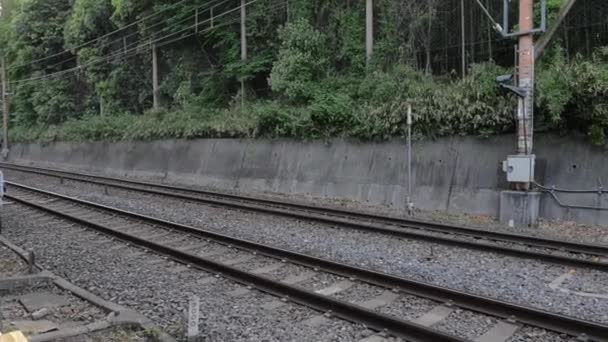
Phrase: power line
[
  {"left": 9, "top": 0, "right": 230, "bottom": 73},
  {"left": 10, "top": 0, "right": 273, "bottom": 86},
  {"left": 7, "top": 0, "right": 227, "bottom": 71}
]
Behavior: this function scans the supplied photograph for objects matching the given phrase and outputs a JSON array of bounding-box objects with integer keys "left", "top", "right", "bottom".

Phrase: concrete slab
[
  {"left": 282, "top": 271, "right": 316, "bottom": 285},
  {"left": 3, "top": 320, "right": 58, "bottom": 334},
  {"left": 358, "top": 336, "right": 387, "bottom": 342},
  {"left": 226, "top": 287, "right": 250, "bottom": 297},
  {"left": 250, "top": 262, "right": 285, "bottom": 275},
  {"left": 19, "top": 292, "right": 69, "bottom": 312},
  {"left": 301, "top": 315, "right": 330, "bottom": 327},
  {"left": 260, "top": 300, "right": 286, "bottom": 310},
  {"left": 315, "top": 280, "right": 354, "bottom": 296},
  {"left": 474, "top": 321, "right": 520, "bottom": 342},
  {"left": 0, "top": 275, "right": 53, "bottom": 291},
  {"left": 412, "top": 305, "right": 454, "bottom": 327},
  {"left": 357, "top": 291, "right": 399, "bottom": 310},
  {"left": 222, "top": 254, "right": 255, "bottom": 266}
]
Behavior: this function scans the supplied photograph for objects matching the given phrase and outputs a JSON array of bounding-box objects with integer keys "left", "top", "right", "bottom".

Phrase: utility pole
[
  {"left": 1, "top": 57, "right": 9, "bottom": 158},
  {"left": 460, "top": 0, "right": 466, "bottom": 76},
  {"left": 366, "top": 0, "right": 373, "bottom": 65},
  {"left": 517, "top": 0, "right": 534, "bottom": 158},
  {"left": 152, "top": 43, "right": 160, "bottom": 111},
  {"left": 240, "top": 0, "right": 247, "bottom": 108}
]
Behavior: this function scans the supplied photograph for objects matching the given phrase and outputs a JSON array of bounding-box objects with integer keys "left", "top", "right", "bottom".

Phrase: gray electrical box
[{"left": 503, "top": 155, "right": 535, "bottom": 183}]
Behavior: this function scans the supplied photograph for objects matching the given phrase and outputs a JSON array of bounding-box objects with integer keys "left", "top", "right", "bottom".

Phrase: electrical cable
[
  {"left": 11, "top": 0, "right": 246, "bottom": 79},
  {"left": 7, "top": 0, "right": 228, "bottom": 71},
  {"left": 10, "top": 0, "right": 274, "bottom": 86}
]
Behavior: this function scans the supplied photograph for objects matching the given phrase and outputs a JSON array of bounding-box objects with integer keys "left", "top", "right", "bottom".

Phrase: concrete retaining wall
[{"left": 7, "top": 135, "right": 608, "bottom": 225}]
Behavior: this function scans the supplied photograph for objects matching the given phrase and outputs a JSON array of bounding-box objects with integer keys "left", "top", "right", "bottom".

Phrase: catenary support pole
[
  {"left": 241, "top": 0, "right": 247, "bottom": 108},
  {"left": 517, "top": 0, "right": 534, "bottom": 157},
  {"left": 1, "top": 57, "right": 9, "bottom": 158},
  {"left": 366, "top": 0, "right": 373, "bottom": 65},
  {"left": 461, "top": 0, "right": 466, "bottom": 76},
  {"left": 152, "top": 43, "right": 160, "bottom": 111}
]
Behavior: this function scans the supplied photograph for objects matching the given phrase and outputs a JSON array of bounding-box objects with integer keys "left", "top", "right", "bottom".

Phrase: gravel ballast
[
  {"left": 4, "top": 171, "right": 608, "bottom": 333},
  {"left": 7, "top": 164, "right": 608, "bottom": 245},
  {"left": 3, "top": 205, "right": 370, "bottom": 341},
  {"left": 0, "top": 242, "right": 28, "bottom": 277}
]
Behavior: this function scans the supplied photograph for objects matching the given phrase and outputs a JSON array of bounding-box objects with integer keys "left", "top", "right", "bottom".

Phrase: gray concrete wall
[{"left": 7, "top": 135, "right": 608, "bottom": 225}]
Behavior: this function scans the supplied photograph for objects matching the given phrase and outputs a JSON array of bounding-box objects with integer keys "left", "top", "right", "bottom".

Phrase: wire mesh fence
[{"left": 407, "top": 0, "right": 608, "bottom": 76}]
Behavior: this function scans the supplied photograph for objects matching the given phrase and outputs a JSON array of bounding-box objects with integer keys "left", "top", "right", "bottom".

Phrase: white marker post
[
  {"left": 406, "top": 105, "right": 414, "bottom": 215},
  {"left": 187, "top": 295, "right": 200, "bottom": 341}
]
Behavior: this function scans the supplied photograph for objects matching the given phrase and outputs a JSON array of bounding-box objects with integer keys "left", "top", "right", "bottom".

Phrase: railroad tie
[
  {"left": 260, "top": 271, "right": 318, "bottom": 311},
  {"left": 221, "top": 254, "right": 256, "bottom": 266},
  {"left": 250, "top": 262, "right": 285, "bottom": 275},
  {"left": 281, "top": 271, "right": 316, "bottom": 285},
  {"left": 226, "top": 287, "right": 251, "bottom": 297},
  {"left": 157, "top": 236, "right": 187, "bottom": 246},
  {"left": 177, "top": 242, "right": 210, "bottom": 253},
  {"left": 358, "top": 336, "right": 388, "bottom": 342},
  {"left": 301, "top": 280, "right": 356, "bottom": 327},
  {"left": 198, "top": 248, "right": 228, "bottom": 258},
  {"left": 314, "top": 280, "right": 354, "bottom": 296},
  {"left": 119, "top": 226, "right": 151, "bottom": 235},
  {"left": 260, "top": 300, "right": 286, "bottom": 311},
  {"left": 301, "top": 314, "right": 331, "bottom": 328},
  {"left": 412, "top": 304, "right": 454, "bottom": 327},
  {"left": 356, "top": 291, "right": 400, "bottom": 310},
  {"left": 138, "top": 231, "right": 173, "bottom": 241},
  {"left": 474, "top": 321, "right": 520, "bottom": 342}
]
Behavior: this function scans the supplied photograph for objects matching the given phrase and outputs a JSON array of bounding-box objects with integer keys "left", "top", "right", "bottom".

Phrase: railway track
[
  {"left": 3, "top": 162, "right": 608, "bottom": 272},
  {"left": 5, "top": 181, "right": 608, "bottom": 342}
]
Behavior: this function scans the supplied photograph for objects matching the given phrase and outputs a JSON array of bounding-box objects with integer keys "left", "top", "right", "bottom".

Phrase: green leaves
[
  {"left": 270, "top": 19, "right": 329, "bottom": 102},
  {"left": 536, "top": 46, "right": 608, "bottom": 145}
]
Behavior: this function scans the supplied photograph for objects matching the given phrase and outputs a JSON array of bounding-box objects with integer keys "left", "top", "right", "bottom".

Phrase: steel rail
[
  {"left": 3, "top": 163, "right": 608, "bottom": 272},
  {"left": 6, "top": 184, "right": 464, "bottom": 342},
  {"left": 6, "top": 181, "right": 608, "bottom": 341}
]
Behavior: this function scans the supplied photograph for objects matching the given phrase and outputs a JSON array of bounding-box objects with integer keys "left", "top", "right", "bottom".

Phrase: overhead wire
[
  {"left": 9, "top": 0, "right": 238, "bottom": 84},
  {"left": 10, "top": 0, "right": 278, "bottom": 86},
  {"left": 7, "top": 0, "right": 228, "bottom": 71}
]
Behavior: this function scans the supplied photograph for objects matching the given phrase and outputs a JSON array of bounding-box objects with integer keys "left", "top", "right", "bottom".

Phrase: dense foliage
[{"left": 1, "top": 0, "right": 608, "bottom": 145}]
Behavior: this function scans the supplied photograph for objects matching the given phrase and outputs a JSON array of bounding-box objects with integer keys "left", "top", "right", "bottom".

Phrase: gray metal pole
[
  {"left": 1, "top": 57, "right": 9, "bottom": 158},
  {"left": 366, "top": 0, "right": 374, "bottom": 65},
  {"left": 241, "top": 0, "right": 247, "bottom": 108},
  {"left": 461, "top": 0, "right": 466, "bottom": 76},
  {"left": 152, "top": 44, "right": 160, "bottom": 111},
  {"left": 407, "top": 105, "right": 414, "bottom": 215}
]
